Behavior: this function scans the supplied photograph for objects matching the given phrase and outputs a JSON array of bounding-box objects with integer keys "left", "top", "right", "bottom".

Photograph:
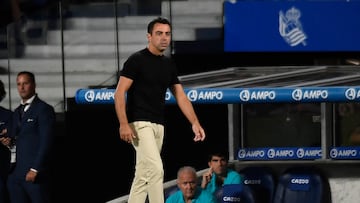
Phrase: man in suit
[
  {"left": 0, "top": 79, "right": 13, "bottom": 203},
  {"left": 7, "top": 71, "right": 56, "bottom": 203}
]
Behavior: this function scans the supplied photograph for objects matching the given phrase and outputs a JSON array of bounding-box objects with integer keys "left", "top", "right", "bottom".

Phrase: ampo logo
[
  {"left": 85, "top": 90, "right": 95, "bottom": 102},
  {"left": 238, "top": 149, "right": 246, "bottom": 159},
  {"left": 165, "top": 91, "right": 172, "bottom": 100},
  {"left": 239, "top": 90, "right": 250, "bottom": 101},
  {"left": 297, "top": 148, "right": 305, "bottom": 158},
  {"left": 187, "top": 90, "right": 197, "bottom": 102},
  {"left": 329, "top": 148, "right": 337, "bottom": 158},
  {"left": 345, "top": 88, "right": 356, "bottom": 100},
  {"left": 292, "top": 89, "right": 302, "bottom": 101},
  {"left": 267, "top": 149, "right": 276, "bottom": 158}
]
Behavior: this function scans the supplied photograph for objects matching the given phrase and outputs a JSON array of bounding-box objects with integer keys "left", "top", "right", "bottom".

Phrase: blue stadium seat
[
  {"left": 240, "top": 166, "right": 276, "bottom": 203},
  {"left": 273, "top": 167, "right": 332, "bottom": 203},
  {"left": 220, "top": 184, "right": 256, "bottom": 203}
]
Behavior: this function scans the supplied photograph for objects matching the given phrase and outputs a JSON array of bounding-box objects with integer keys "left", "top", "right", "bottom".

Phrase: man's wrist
[{"left": 30, "top": 168, "right": 38, "bottom": 173}]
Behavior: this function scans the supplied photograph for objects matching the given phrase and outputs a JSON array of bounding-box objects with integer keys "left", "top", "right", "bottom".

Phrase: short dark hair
[
  {"left": 17, "top": 71, "right": 35, "bottom": 83},
  {"left": 207, "top": 151, "right": 229, "bottom": 162},
  {"left": 0, "top": 80, "right": 6, "bottom": 102},
  {"left": 147, "top": 17, "right": 171, "bottom": 34}
]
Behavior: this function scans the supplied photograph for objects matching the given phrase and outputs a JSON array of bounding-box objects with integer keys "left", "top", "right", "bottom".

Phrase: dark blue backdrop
[{"left": 224, "top": 1, "right": 360, "bottom": 52}]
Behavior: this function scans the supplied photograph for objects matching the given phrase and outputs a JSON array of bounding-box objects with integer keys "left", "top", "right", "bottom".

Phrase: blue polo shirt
[{"left": 204, "top": 169, "right": 243, "bottom": 195}]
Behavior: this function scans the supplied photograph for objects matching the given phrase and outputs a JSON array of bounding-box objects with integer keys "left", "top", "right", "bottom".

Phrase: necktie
[{"left": 19, "top": 103, "right": 29, "bottom": 119}]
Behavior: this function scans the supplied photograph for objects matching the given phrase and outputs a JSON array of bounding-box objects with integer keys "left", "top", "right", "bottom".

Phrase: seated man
[
  {"left": 201, "top": 151, "right": 243, "bottom": 199},
  {"left": 166, "top": 166, "right": 217, "bottom": 203}
]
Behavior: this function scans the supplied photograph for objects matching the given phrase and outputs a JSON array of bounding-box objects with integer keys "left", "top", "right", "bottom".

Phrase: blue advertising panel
[
  {"left": 75, "top": 87, "right": 360, "bottom": 104},
  {"left": 237, "top": 147, "right": 322, "bottom": 160},
  {"left": 236, "top": 146, "right": 360, "bottom": 160},
  {"left": 224, "top": 1, "right": 360, "bottom": 52},
  {"left": 329, "top": 147, "right": 360, "bottom": 160}
]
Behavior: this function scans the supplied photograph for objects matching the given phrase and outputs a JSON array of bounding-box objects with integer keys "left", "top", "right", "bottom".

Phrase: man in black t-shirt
[{"left": 114, "top": 17, "right": 206, "bottom": 203}]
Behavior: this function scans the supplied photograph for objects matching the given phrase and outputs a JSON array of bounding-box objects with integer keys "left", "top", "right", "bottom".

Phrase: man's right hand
[
  {"left": 0, "top": 136, "right": 11, "bottom": 147},
  {"left": 119, "top": 124, "right": 136, "bottom": 144},
  {"left": 201, "top": 167, "right": 213, "bottom": 189}
]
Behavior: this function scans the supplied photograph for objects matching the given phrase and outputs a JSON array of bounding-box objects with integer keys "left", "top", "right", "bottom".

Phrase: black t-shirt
[{"left": 120, "top": 48, "right": 180, "bottom": 125}]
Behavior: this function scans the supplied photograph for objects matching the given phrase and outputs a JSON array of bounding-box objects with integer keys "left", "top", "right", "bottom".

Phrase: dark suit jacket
[
  {"left": 10, "top": 95, "right": 55, "bottom": 181},
  {"left": 0, "top": 106, "right": 12, "bottom": 178},
  {"left": 0, "top": 106, "right": 12, "bottom": 203}
]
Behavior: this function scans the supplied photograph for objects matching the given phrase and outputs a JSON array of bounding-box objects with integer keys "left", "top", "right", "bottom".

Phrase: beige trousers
[{"left": 128, "top": 121, "right": 165, "bottom": 203}]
